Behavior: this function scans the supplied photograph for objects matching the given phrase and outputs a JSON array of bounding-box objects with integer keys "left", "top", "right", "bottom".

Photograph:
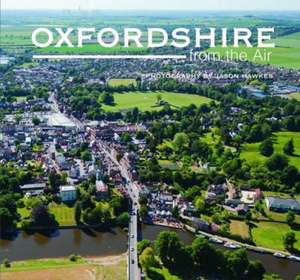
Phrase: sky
[{"left": 3, "top": 0, "right": 300, "bottom": 10}]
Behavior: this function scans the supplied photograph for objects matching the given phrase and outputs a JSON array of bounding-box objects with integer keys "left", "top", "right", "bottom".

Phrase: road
[{"left": 97, "top": 142, "right": 140, "bottom": 280}]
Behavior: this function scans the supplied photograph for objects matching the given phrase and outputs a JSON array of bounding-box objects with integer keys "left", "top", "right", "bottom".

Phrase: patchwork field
[
  {"left": 102, "top": 91, "right": 213, "bottom": 112},
  {"left": 240, "top": 131, "right": 300, "bottom": 169},
  {"left": 107, "top": 79, "right": 137, "bottom": 87},
  {"left": 252, "top": 221, "right": 300, "bottom": 251},
  {"left": 207, "top": 45, "right": 300, "bottom": 70}
]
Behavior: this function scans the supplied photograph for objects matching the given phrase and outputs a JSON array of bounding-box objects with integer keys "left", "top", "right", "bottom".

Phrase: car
[
  {"left": 224, "top": 242, "right": 241, "bottom": 249},
  {"left": 131, "top": 234, "right": 134, "bottom": 238},
  {"left": 131, "top": 259, "right": 134, "bottom": 264},
  {"left": 208, "top": 237, "right": 223, "bottom": 244},
  {"left": 273, "top": 252, "right": 286, "bottom": 258},
  {"left": 131, "top": 247, "right": 134, "bottom": 252},
  {"left": 288, "top": 255, "right": 300, "bottom": 262}
]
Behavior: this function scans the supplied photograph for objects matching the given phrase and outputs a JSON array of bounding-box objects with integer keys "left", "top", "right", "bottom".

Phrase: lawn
[
  {"left": 102, "top": 91, "right": 213, "bottom": 112},
  {"left": 230, "top": 220, "right": 250, "bottom": 239},
  {"left": 252, "top": 221, "right": 300, "bottom": 251},
  {"left": 288, "top": 92, "right": 300, "bottom": 101},
  {"left": 49, "top": 203, "right": 75, "bottom": 226},
  {"left": 108, "top": 78, "right": 137, "bottom": 87},
  {"left": 240, "top": 131, "right": 300, "bottom": 170},
  {"left": 207, "top": 45, "right": 300, "bottom": 70}
]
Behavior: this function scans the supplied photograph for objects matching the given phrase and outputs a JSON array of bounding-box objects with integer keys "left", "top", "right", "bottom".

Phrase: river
[{"left": 0, "top": 226, "right": 299, "bottom": 280}]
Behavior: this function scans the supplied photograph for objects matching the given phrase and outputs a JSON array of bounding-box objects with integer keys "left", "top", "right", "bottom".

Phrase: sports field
[
  {"left": 240, "top": 131, "right": 300, "bottom": 169},
  {"left": 107, "top": 79, "right": 137, "bottom": 87},
  {"left": 101, "top": 91, "right": 212, "bottom": 112}
]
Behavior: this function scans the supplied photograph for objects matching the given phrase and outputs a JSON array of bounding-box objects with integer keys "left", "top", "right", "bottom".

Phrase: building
[
  {"left": 95, "top": 180, "right": 109, "bottom": 200},
  {"left": 240, "top": 189, "right": 262, "bottom": 205},
  {"left": 19, "top": 183, "right": 46, "bottom": 196},
  {"left": 265, "top": 196, "right": 300, "bottom": 214},
  {"left": 59, "top": 185, "right": 77, "bottom": 202}
]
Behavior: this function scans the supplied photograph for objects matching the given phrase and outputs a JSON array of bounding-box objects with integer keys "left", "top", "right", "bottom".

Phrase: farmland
[
  {"left": 101, "top": 91, "right": 213, "bottom": 112},
  {"left": 207, "top": 45, "right": 300, "bottom": 70},
  {"left": 240, "top": 131, "right": 300, "bottom": 170}
]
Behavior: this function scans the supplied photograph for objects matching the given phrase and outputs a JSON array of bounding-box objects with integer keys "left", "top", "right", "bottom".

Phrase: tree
[
  {"left": 154, "top": 231, "right": 183, "bottom": 268},
  {"left": 191, "top": 237, "right": 219, "bottom": 273},
  {"left": 139, "top": 205, "right": 148, "bottom": 219},
  {"left": 74, "top": 202, "right": 82, "bottom": 224},
  {"left": 32, "top": 116, "right": 41, "bottom": 126},
  {"left": 139, "top": 247, "right": 159, "bottom": 271},
  {"left": 283, "top": 139, "right": 294, "bottom": 156},
  {"left": 137, "top": 239, "right": 151, "bottom": 255},
  {"left": 266, "top": 154, "right": 289, "bottom": 171},
  {"left": 172, "top": 133, "right": 189, "bottom": 152},
  {"left": 224, "top": 249, "right": 249, "bottom": 279},
  {"left": 116, "top": 212, "right": 130, "bottom": 227},
  {"left": 286, "top": 211, "right": 295, "bottom": 226},
  {"left": 101, "top": 93, "right": 114, "bottom": 105},
  {"left": 246, "top": 260, "right": 265, "bottom": 280},
  {"left": 283, "top": 232, "right": 297, "bottom": 250},
  {"left": 31, "top": 203, "right": 57, "bottom": 227},
  {"left": 259, "top": 139, "right": 274, "bottom": 157}
]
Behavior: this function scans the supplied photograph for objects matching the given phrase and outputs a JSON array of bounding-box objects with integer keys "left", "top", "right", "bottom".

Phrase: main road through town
[{"left": 97, "top": 141, "right": 140, "bottom": 280}]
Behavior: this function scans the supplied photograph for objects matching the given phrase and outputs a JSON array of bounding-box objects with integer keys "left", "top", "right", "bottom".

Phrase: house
[
  {"left": 59, "top": 185, "right": 77, "bottom": 202},
  {"left": 95, "top": 180, "right": 109, "bottom": 200},
  {"left": 19, "top": 183, "right": 46, "bottom": 195},
  {"left": 241, "top": 189, "right": 262, "bottom": 205},
  {"left": 265, "top": 196, "right": 300, "bottom": 214}
]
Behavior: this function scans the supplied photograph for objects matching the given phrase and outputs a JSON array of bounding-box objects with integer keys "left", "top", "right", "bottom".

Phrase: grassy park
[
  {"left": 240, "top": 131, "right": 300, "bottom": 169},
  {"left": 102, "top": 91, "right": 212, "bottom": 112}
]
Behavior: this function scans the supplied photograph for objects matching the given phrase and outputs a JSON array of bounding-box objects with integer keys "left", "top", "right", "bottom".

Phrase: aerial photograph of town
[{"left": 0, "top": 0, "right": 300, "bottom": 279}]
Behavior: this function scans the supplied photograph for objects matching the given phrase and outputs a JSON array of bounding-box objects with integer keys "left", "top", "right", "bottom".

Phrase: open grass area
[
  {"left": 207, "top": 45, "right": 300, "bottom": 70},
  {"left": 288, "top": 92, "right": 300, "bottom": 101},
  {"left": 274, "top": 32, "right": 300, "bottom": 48},
  {"left": 252, "top": 221, "right": 300, "bottom": 251},
  {"left": 49, "top": 203, "right": 75, "bottom": 226},
  {"left": 230, "top": 220, "right": 250, "bottom": 239},
  {"left": 240, "top": 131, "right": 300, "bottom": 169},
  {"left": 102, "top": 91, "right": 212, "bottom": 112},
  {"left": 0, "top": 255, "right": 127, "bottom": 280},
  {"left": 158, "top": 160, "right": 179, "bottom": 170},
  {"left": 108, "top": 78, "right": 137, "bottom": 88},
  {"left": 146, "top": 267, "right": 181, "bottom": 280}
]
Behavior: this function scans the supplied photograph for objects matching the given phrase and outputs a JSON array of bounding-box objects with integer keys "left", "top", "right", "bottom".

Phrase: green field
[
  {"left": 36, "top": 43, "right": 147, "bottom": 54},
  {"left": 274, "top": 32, "right": 300, "bottom": 48},
  {"left": 101, "top": 91, "right": 213, "bottom": 112},
  {"left": 49, "top": 203, "right": 75, "bottom": 226},
  {"left": 108, "top": 78, "right": 137, "bottom": 87},
  {"left": 240, "top": 131, "right": 300, "bottom": 169},
  {"left": 288, "top": 92, "right": 300, "bottom": 101},
  {"left": 230, "top": 220, "right": 250, "bottom": 239},
  {"left": 207, "top": 45, "right": 300, "bottom": 70},
  {"left": 252, "top": 221, "right": 300, "bottom": 251}
]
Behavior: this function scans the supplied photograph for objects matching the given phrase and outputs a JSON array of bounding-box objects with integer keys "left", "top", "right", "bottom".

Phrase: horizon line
[{"left": 3, "top": 8, "right": 300, "bottom": 12}]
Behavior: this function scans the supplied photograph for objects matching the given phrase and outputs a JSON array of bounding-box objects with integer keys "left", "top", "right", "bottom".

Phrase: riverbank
[{"left": 0, "top": 254, "right": 127, "bottom": 280}]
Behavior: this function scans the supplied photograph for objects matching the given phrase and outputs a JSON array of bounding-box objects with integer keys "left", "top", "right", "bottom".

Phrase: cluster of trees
[{"left": 139, "top": 231, "right": 266, "bottom": 280}]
